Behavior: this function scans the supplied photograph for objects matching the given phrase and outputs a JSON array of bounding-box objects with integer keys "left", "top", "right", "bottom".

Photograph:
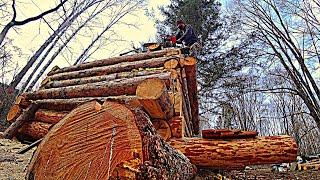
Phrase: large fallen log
[
  {"left": 169, "top": 136, "right": 298, "bottom": 169},
  {"left": 26, "top": 101, "right": 196, "bottom": 179},
  {"left": 136, "top": 78, "right": 174, "bottom": 119},
  {"left": 23, "top": 72, "right": 172, "bottom": 100},
  {"left": 48, "top": 49, "right": 180, "bottom": 76},
  {"left": 43, "top": 69, "right": 167, "bottom": 89},
  {"left": 48, "top": 56, "right": 178, "bottom": 81}
]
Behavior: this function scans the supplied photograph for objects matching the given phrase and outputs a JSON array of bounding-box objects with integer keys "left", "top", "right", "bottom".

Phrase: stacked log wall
[{"left": 7, "top": 49, "right": 198, "bottom": 139}]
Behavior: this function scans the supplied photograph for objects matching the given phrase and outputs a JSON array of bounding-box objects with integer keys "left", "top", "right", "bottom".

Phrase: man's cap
[{"left": 176, "top": 20, "right": 184, "bottom": 26}]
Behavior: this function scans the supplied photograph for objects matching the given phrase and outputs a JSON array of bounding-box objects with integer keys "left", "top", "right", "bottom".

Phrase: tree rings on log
[
  {"left": 136, "top": 78, "right": 174, "bottom": 119},
  {"left": 7, "top": 105, "right": 22, "bottom": 122},
  {"left": 27, "top": 101, "right": 143, "bottom": 179}
]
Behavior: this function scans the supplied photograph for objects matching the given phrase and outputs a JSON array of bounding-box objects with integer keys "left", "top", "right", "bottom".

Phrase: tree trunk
[
  {"left": 26, "top": 101, "right": 196, "bottom": 179},
  {"left": 136, "top": 78, "right": 174, "bottom": 119},
  {"left": 3, "top": 104, "right": 39, "bottom": 139},
  {"left": 48, "top": 49, "right": 180, "bottom": 76},
  {"left": 23, "top": 72, "right": 172, "bottom": 100},
  {"left": 169, "top": 136, "right": 298, "bottom": 169},
  {"left": 182, "top": 57, "right": 199, "bottom": 134},
  {"left": 43, "top": 69, "right": 167, "bottom": 89},
  {"left": 49, "top": 56, "right": 178, "bottom": 81}
]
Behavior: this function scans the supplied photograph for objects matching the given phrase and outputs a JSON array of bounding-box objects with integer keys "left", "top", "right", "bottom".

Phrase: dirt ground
[{"left": 0, "top": 135, "right": 319, "bottom": 180}]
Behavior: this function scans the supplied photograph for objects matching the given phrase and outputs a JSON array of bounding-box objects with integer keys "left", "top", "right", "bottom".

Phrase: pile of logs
[{"left": 3, "top": 48, "right": 298, "bottom": 179}]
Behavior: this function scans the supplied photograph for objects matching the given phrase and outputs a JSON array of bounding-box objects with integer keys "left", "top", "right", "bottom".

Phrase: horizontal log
[
  {"left": 136, "top": 78, "right": 174, "bottom": 119},
  {"left": 202, "top": 129, "right": 258, "bottom": 139},
  {"left": 7, "top": 104, "right": 22, "bottom": 122},
  {"left": 43, "top": 69, "right": 167, "bottom": 89},
  {"left": 15, "top": 95, "right": 30, "bottom": 108},
  {"left": 48, "top": 56, "right": 178, "bottom": 81},
  {"left": 19, "top": 121, "right": 52, "bottom": 140},
  {"left": 169, "top": 136, "right": 298, "bottom": 169},
  {"left": 23, "top": 72, "right": 172, "bottom": 100},
  {"left": 35, "top": 109, "right": 68, "bottom": 124},
  {"left": 3, "top": 104, "right": 39, "bottom": 139},
  {"left": 48, "top": 49, "right": 180, "bottom": 76},
  {"left": 34, "top": 96, "right": 138, "bottom": 111}
]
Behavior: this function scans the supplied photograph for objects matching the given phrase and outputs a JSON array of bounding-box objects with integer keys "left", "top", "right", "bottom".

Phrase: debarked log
[
  {"left": 23, "top": 72, "right": 173, "bottom": 100},
  {"left": 169, "top": 136, "right": 298, "bottom": 169}
]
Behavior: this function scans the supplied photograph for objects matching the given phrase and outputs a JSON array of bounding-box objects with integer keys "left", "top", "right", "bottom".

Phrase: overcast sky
[{"left": 3, "top": 0, "right": 171, "bottom": 86}]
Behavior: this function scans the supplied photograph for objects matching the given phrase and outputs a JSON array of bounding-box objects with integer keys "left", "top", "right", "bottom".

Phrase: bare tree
[
  {"left": 0, "top": 0, "right": 67, "bottom": 46},
  {"left": 26, "top": 0, "right": 144, "bottom": 90},
  {"left": 235, "top": 0, "right": 320, "bottom": 130}
]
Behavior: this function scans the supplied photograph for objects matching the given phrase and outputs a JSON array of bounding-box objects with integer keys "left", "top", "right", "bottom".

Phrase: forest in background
[
  {"left": 153, "top": 0, "right": 320, "bottom": 156},
  {"left": 1, "top": 0, "right": 319, "bottom": 156}
]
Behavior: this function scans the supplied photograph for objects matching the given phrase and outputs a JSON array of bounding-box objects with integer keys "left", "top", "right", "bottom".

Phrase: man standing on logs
[{"left": 176, "top": 20, "right": 201, "bottom": 56}]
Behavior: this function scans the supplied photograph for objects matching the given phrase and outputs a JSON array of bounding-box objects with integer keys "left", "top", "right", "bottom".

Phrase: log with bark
[
  {"left": 48, "top": 49, "right": 180, "bottom": 76},
  {"left": 7, "top": 104, "right": 22, "bottom": 122},
  {"left": 48, "top": 56, "right": 179, "bottom": 81},
  {"left": 169, "top": 136, "right": 298, "bottom": 169},
  {"left": 34, "top": 96, "right": 139, "bottom": 111},
  {"left": 34, "top": 109, "right": 68, "bottom": 124},
  {"left": 43, "top": 69, "right": 167, "bottom": 89},
  {"left": 136, "top": 78, "right": 174, "bottom": 120},
  {"left": 26, "top": 101, "right": 196, "bottom": 179},
  {"left": 202, "top": 129, "right": 258, "bottom": 139},
  {"left": 3, "top": 104, "right": 39, "bottom": 139},
  {"left": 23, "top": 72, "right": 172, "bottom": 100},
  {"left": 168, "top": 116, "right": 185, "bottom": 138},
  {"left": 181, "top": 57, "right": 199, "bottom": 134},
  {"left": 19, "top": 121, "right": 52, "bottom": 140}
]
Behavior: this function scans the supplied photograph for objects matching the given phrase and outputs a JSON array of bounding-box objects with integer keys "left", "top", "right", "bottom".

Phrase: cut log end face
[
  {"left": 136, "top": 78, "right": 165, "bottom": 99},
  {"left": 27, "top": 101, "right": 143, "bottom": 180},
  {"left": 7, "top": 105, "right": 21, "bottom": 122}
]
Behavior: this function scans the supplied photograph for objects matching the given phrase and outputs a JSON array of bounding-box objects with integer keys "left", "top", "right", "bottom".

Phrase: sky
[{"left": 3, "top": 0, "right": 171, "bottom": 87}]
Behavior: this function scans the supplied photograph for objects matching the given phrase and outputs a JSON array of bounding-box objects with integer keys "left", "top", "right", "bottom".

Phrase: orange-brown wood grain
[
  {"left": 27, "top": 101, "right": 143, "bottom": 180},
  {"left": 169, "top": 136, "right": 297, "bottom": 169}
]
